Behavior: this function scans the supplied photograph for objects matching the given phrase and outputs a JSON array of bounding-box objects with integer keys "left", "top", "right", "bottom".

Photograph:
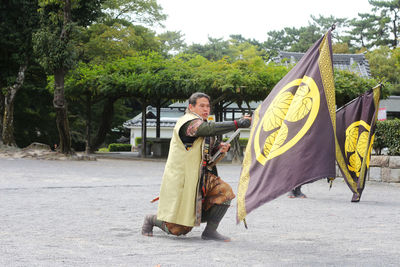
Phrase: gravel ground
[{"left": 1, "top": 158, "right": 399, "bottom": 267}]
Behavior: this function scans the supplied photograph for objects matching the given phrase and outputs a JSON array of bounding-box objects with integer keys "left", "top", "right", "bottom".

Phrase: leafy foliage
[
  {"left": 13, "top": 64, "right": 57, "bottom": 148},
  {"left": 108, "top": 143, "right": 132, "bottom": 151},
  {"left": 158, "top": 31, "right": 187, "bottom": 55},
  {"left": 333, "top": 69, "right": 387, "bottom": 108},
  {"left": 374, "top": 119, "right": 400, "bottom": 155},
  {"left": 367, "top": 0, "right": 400, "bottom": 48},
  {"left": 185, "top": 37, "right": 233, "bottom": 61},
  {"left": 346, "top": 13, "right": 381, "bottom": 50},
  {"left": 33, "top": 0, "right": 104, "bottom": 73},
  {"left": 5, "top": 0, "right": 400, "bottom": 152},
  {"left": 366, "top": 46, "right": 400, "bottom": 95},
  {"left": 101, "top": 0, "right": 166, "bottom": 26},
  {"left": 0, "top": 0, "right": 39, "bottom": 88}
]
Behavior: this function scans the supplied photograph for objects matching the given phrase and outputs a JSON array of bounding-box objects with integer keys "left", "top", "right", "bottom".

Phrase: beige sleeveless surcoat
[{"left": 157, "top": 113, "right": 203, "bottom": 227}]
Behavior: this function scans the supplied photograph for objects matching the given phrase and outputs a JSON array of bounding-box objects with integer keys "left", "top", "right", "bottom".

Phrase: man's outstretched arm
[{"left": 181, "top": 117, "right": 251, "bottom": 137}]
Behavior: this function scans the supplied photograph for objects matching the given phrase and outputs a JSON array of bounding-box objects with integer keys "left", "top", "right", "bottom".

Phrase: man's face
[{"left": 189, "top": 97, "right": 210, "bottom": 120}]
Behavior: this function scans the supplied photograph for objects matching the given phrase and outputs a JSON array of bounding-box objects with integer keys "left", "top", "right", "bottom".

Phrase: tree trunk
[
  {"left": 0, "top": 90, "right": 4, "bottom": 143},
  {"left": 244, "top": 100, "right": 252, "bottom": 114},
  {"left": 392, "top": 15, "right": 398, "bottom": 48},
  {"left": 141, "top": 103, "right": 148, "bottom": 158},
  {"left": 52, "top": 0, "right": 72, "bottom": 154},
  {"left": 2, "top": 63, "right": 28, "bottom": 146},
  {"left": 53, "top": 68, "right": 72, "bottom": 154},
  {"left": 214, "top": 102, "right": 223, "bottom": 122},
  {"left": 85, "top": 94, "right": 92, "bottom": 154},
  {"left": 156, "top": 99, "right": 161, "bottom": 138},
  {"left": 237, "top": 102, "right": 246, "bottom": 117},
  {"left": 89, "top": 98, "right": 116, "bottom": 153}
]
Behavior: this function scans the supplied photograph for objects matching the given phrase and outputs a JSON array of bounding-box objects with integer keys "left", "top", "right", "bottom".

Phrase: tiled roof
[
  {"left": 275, "top": 52, "right": 371, "bottom": 78},
  {"left": 123, "top": 106, "right": 184, "bottom": 128}
]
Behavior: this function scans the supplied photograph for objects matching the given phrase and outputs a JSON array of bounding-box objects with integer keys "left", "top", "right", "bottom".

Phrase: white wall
[{"left": 130, "top": 127, "right": 174, "bottom": 145}]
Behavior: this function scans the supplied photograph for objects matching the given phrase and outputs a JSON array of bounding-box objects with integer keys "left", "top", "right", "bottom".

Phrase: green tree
[
  {"left": 33, "top": 0, "right": 103, "bottom": 154},
  {"left": 182, "top": 53, "right": 288, "bottom": 120},
  {"left": 65, "top": 52, "right": 183, "bottom": 153},
  {"left": 290, "top": 25, "right": 322, "bottom": 52},
  {"left": 263, "top": 27, "right": 299, "bottom": 57},
  {"left": 101, "top": 0, "right": 166, "bottom": 26},
  {"left": 79, "top": 22, "right": 161, "bottom": 64},
  {"left": 158, "top": 30, "right": 187, "bottom": 55},
  {"left": 334, "top": 69, "right": 384, "bottom": 107},
  {"left": 229, "top": 34, "right": 264, "bottom": 47},
  {"left": 264, "top": 25, "right": 323, "bottom": 56},
  {"left": 347, "top": 13, "right": 380, "bottom": 49},
  {"left": 33, "top": 0, "right": 165, "bottom": 154},
  {"left": 59, "top": 0, "right": 167, "bottom": 154},
  {"left": 185, "top": 37, "right": 234, "bottom": 61},
  {"left": 0, "top": 0, "right": 39, "bottom": 146},
  {"left": 366, "top": 46, "right": 400, "bottom": 95},
  {"left": 348, "top": 0, "right": 400, "bottom": 49},
  {"left": 228, "top": 35, "right": 268, "bottom": 61},
  {"left": 310, "top": 14, "right": 349, "bottom": 43},
  {"left": 368, "top": 0, "right": 400, "bottom": 48},
  {"left": 14, "top": 64, "right": 58, "bottom": 148}
]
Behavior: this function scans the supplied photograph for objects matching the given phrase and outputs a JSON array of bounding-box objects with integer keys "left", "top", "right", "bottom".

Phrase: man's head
[{"left": 188, "top": 92, "right": 210, "bottom": 120}]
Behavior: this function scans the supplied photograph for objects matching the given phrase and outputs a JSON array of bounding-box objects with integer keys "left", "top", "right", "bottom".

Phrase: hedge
[
  {"left": 108, "top": 143, "right": 132, "bottom": 152},
  {"left": 374, "top": 119, "right": 400, "bottom": 155}
]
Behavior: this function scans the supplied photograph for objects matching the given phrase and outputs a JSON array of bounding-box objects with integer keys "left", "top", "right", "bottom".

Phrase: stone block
[
  {"left": 24, "top": 142, "right": 51, "bottom": 151},
  {"left": 382, "top": 168, "right": 400, "bottom": 183},
  {"left": 389, "top": 156, "right": 400, "bottom": 168},
  {"left": 381, "top": 168, "right": 390, "bottom": 182},
  {"left": 370, "top": 156, "right": 389, "bottom": 167},
  {"left": 388, "top": 168, "right": 400, "bottom": 183},
  {"left": 368, "top": 167, "right": 381, "bottom": 182}
]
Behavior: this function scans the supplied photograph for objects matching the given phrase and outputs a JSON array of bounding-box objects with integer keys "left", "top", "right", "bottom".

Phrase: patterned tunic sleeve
[
  {"left": 180, "top": 118, "right": 237, "bottom": 138},
  {"left": 183, "top": 119, "right": 204, "bottom": 137}
]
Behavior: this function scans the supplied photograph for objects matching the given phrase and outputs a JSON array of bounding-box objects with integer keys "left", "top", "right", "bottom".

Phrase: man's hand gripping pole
[{"left": 208, "top": 128, "right": 241, "bottom": 168}]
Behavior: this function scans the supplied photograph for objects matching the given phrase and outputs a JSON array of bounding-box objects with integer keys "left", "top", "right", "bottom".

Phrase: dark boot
[
  {"left": 288, "top": 189, "right": 296, "bottom": 198},
  {"left": 201, "top": 203, "right": 231, "bottom": 242},
  {"left": 141, "top": 214, "right": 170, "bottom": 236},
  {"left": 294, "top": 186, "right": 307, "bottom": 198},
  {"left": 141, "top": 214, "right": 156, "bottom": 236}
]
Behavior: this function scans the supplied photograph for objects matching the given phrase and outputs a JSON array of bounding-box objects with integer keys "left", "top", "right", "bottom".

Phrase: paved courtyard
[{"left": 1, "top": 157, "right": 399, "bottom": 266}]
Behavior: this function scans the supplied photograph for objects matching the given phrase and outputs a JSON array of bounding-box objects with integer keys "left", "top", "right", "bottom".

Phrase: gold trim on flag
[
  {"left": 237, "top": 106, "right": 260, "bottom": 222},
  {"left": 319, "top": 32, "right": 342, "bottom": 185},
  {"left": 357, "top": 85, "right": 381, "bottom": 192}
]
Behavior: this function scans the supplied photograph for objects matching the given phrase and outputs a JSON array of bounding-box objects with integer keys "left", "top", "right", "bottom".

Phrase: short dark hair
[{"left": 188, "top": 92, "right": 210, "bottom": 106}]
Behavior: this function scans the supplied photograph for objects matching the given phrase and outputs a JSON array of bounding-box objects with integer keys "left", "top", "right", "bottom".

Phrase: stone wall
[{"left": 368, "top": 156, "right": 400, "bottom": 183}]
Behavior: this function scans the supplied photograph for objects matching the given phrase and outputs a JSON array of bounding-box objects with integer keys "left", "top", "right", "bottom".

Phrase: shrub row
[
  {"left": 108, "top": 143, "right": 132, "bottom": 152},
  {"left": 374, "top": 119, "right": 400, "bottom": 155}
]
